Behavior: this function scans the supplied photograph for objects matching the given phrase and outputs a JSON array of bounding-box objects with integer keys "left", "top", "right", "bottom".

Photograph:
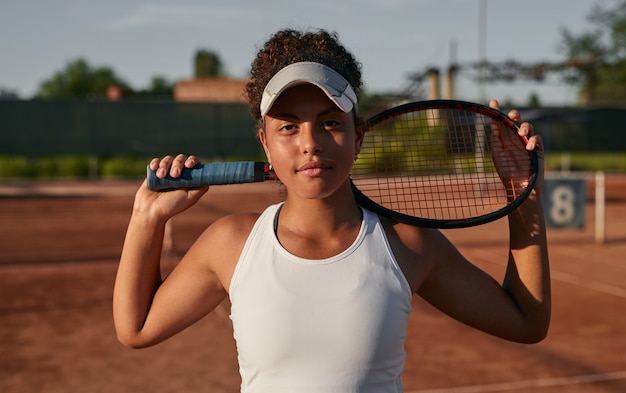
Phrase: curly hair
[{"left": 244, "top": 28, "right": 363, "bottom": 124}]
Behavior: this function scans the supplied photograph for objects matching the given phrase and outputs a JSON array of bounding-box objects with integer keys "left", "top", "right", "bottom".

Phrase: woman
[{"left": 113, "top": 28, "right": 550, "bottom": 392}]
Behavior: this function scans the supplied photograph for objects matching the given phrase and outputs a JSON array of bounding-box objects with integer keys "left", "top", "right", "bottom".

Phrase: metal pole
[
  {"left": 595, "top": 171, "right": 606, "bottom": 244},
  {"left": 478, "top": 0, "right": 487, "bottom": 102}
]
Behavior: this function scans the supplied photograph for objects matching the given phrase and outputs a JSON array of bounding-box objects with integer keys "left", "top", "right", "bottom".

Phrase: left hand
[{"left": 489, "top": 99, "right": 544, "bottom": 196}]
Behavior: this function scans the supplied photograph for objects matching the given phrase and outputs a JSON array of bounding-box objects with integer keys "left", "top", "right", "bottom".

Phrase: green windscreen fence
[
  {"left": 3, "top": 101, "right": 626, "bottom": 156},
  {"left": 519, "top": 106, "right": 626, "bottom": 152},
  {"left": 1, "top": 100, "right": 261, "bottom": 158}
]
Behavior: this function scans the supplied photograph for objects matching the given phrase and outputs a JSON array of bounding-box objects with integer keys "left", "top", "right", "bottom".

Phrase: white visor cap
[{"left": 260, "top": 62, "right": 358, "bottom": 118}]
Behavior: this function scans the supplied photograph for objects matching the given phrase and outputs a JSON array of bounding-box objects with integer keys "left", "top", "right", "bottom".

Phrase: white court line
[
  {"left": 407, "top": 370, "right": 626, "bottom": 393},
  {"left": 550, "top": 270, "right": 626, "bottom": 299},
  {"left": 467, "top": 249, "right": 626, "bottom": 299}
]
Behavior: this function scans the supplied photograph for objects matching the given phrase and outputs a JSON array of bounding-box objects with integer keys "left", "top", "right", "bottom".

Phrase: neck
[
  {"left": 278, "top": 188, "right": 362, "bottom": 237},
  {"left": 273, "top": 191, "right": 364, "bottom": 260}
]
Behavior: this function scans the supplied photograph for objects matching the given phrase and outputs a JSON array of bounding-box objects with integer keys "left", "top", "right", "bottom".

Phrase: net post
[{"left": 595, "top": 171, "right": 606, "bottom": 244}]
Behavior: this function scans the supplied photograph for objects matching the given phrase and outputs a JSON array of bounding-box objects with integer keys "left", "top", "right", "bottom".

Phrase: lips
[{"left": 297, "top": 161, "right": 330, "bottom": 177}]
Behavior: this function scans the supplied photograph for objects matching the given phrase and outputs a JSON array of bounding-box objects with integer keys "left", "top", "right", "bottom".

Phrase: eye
[
  {"left": 278, "top": 123, "right": 298, "bottom": 133},
  {"left": 321, "top": 119, "right": 341, "bottom": 130}
]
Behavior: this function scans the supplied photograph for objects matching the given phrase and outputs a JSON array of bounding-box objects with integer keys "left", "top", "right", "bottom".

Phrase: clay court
[{"left": 1, "top": 174, "right": 626, "bottom": 392}]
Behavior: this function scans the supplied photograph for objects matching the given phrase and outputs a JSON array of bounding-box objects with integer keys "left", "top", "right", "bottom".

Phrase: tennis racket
[{"left": 147, "top": 99, "right": 538, "bottom": 229}]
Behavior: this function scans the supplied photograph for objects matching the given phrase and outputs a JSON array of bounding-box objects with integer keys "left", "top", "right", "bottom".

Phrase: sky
[{"left": 0, "top": 0, "right": 604, "bottom": 105}]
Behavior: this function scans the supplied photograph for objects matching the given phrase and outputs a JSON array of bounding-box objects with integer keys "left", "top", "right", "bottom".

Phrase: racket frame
[{"left": 351, "top": 99, "right": 539, "bottom": 229}]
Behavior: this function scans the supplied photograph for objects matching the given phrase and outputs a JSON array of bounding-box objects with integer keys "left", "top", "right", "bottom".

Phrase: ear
[
  {"left": 258, "top": 128, "right": 272, "bottom": 164},
  {"left": 354, "top": 117, "right": 366, "bottom": 155}
]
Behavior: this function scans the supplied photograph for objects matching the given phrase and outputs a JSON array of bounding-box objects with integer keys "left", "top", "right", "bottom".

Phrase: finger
[
  {"left": 508, "top": 109, "right": 521, "bottom": 124},
  {"left": 169, "top": 154, "right": 188, "bottom": 177},
  {"left": 156, "top": 155, "right": 174, "bottom": 178},
  {"left": 518, "top": 122, "right": 532, "bottom": 138},
  {"left": 489, "top": 100, "right": 519, "bottom": 126},
  {"left": 149, "top": 157, "right": 161, "bottom": 171},
  {"left": 526, "top": 134, "right": 543, "bottom": 153},
  {"left": 185, "top": 155, "right": 199, "bottom": 168}
]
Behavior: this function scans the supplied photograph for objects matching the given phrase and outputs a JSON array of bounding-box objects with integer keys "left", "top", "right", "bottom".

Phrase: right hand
[{"left": 134, "top": 154, "right": 209, "bottom": 221}]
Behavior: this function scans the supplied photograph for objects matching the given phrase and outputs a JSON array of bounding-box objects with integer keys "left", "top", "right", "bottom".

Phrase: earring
[{"left": 269, "top": 163, "right": 273, "bottom": 171}]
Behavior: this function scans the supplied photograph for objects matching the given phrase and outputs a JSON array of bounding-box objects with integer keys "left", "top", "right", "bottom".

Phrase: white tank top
[{"left": 229, "top": 203, "right": 413, "bottom": 393}]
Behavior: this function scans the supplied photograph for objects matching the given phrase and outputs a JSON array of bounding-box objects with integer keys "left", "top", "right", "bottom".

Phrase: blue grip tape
[{"left": 147, "top": 162, "right": 258, "bottom": 191}]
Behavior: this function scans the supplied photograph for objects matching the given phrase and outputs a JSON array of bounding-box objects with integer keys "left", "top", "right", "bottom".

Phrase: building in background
[{"left": 174, "top": 78, "right": 248, "bottom": 103}]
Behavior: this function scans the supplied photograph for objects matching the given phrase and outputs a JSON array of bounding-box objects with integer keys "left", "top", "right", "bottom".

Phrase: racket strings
[{"left": 352, "top": 107, "right": 533, "bottom": 221}]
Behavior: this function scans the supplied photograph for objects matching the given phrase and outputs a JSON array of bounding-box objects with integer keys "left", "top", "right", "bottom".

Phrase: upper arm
[
  {"left": 386, "top": 221, "right": 544, "bottom": 343},
  {"left": 130, "top": 213, "right": 258, "bottom": 347},
  {"left": 415, "top": 237, "right": 528, "bottom": 340}
]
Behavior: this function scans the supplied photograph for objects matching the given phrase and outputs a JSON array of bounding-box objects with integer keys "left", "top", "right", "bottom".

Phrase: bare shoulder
[
  {"left": 185, "top": 212, "right": 262, "bottom": 291},
  {"left": 378, "top": 215, "right": 442, "bottom": 255},
  {"left": 377, "top": 215, "right": 458, "bottom": 292},
  {"left": 203, "top": 212, "right": 261, "bottom": 243}
]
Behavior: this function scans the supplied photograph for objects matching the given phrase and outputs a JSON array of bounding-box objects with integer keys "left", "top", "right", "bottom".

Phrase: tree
[
  {"left": 526, "top": 92, "right": 541, "bottom": 108},
  {"left": 559, "top": 0, "right": 626, "bottom": 103},
  {"left": 194, "top": 49, "right": 224, "bottom": 78},
  {"left": 135, "top": 76, "right": 174, "bottom": 97},
  {"left": 36, "top": 58, "right": 131, "bottom": 99}
]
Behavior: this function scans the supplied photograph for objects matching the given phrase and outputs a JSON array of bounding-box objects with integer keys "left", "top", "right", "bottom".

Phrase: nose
[{"left": 300, "top": 123, "right": 322, "bottom": 155}]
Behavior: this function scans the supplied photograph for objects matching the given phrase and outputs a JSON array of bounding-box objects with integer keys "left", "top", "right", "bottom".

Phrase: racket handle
[{"left": 147, "top": 161, "right": 267, "bottom": 191}]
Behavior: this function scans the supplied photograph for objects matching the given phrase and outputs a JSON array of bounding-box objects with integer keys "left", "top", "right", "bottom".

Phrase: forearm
[
  {"left": 504, "top": 192, "right": 551, "bottom": 339},
  {"left": 113, "top": 211, "right": 167, "bottom": 346}
]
